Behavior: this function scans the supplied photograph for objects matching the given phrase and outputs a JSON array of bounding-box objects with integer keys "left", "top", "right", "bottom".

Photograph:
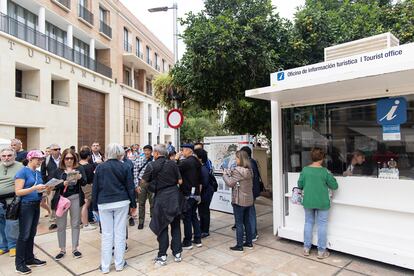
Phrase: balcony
[
  {"left": 0, "top": 13, "right": 112, "bottom": 78},
  {"left": 124, "top": 41, "right": 132, "bottom": 53},
  {"left": 78, "top": 4, "right": 93, "bottom": 26},
  {"left": 155, "top": 65, "right": 160, "bottom": 71},
  {"left": 15, "top": 91, "right": 38, "bottom": 100},
  {"left": 99, "top": 20, "right": 112, "bottom": 39},
  {"left": 52, "top": 0, "right": 71, "bottom": 10},
  {"left": 136, "top": 50, "right": 143, "bottom": 59}
]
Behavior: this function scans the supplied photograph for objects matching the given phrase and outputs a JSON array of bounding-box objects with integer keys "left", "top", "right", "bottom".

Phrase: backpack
[{"left": 209, "top": 172, "right": 218, "bottom": 192}]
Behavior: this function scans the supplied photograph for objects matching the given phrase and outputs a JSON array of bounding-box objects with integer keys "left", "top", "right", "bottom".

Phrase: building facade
[{"left": 0, "top": 0, "right": 175, "bottom": 150}]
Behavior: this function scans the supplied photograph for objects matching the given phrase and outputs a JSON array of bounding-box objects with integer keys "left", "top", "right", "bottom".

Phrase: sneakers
[
  {"left": 229, "top": 245, "right": 243, "bottom": 252},
  {"left": 15, "top": 265, "right": 31, "bottom": 275},
  {"left": 54, "top": 251, "right": 66, "bottom": 261},
  {"left": 9, "top": 248, "right": 16, "bottom": 257},
  {"left": 154, "top": 255, "right": 167, "bottom": 266},
  {"left": 303, "top": 248, "right": 310, "bottom": 256},
  {"left": 99, "top": 265, "right": 109, "bottom": 274},
  {"left": 116, "top": 261, "right": 127, "bottom": 272},
  {"left": 200, "top": 232, "right": 210, "bottom": 239},
  {"left": 82, "top": 224, "right": 97, "bottom": 231},
  {"left": 72, "top": 250, "right": 82, "bottom": 259},
  {"left": 26, "top": 259, "right": 46, "bottom": 267},
  {"left": 48, "top": 224, "right": 57, "bottom": 230},
  {"left": 243, "top": 243, "right": 253, "bottom": 249},
  {"left": 317, "top": 250, "right": 330, "bottom": 259},
  {"left": 252, "top": 234, "right": 259, "bottom": 242},
  {"left": 182, "top": 241, "right": 193, "bottom": 250},
  {"left": 174, "top": 253, "right": 182, "bottom": 262},
  {"left": 192, "top": 239, "right": 202, "bottom": 248},
  {"left": 137, "top": 223, "right": 144, "bottom": 230},
  {"left": 0, "top": 249, "right": 7, "bottom": 255},
  {"left": 128, "top": 217, "right": 135, "bottom": 227}
]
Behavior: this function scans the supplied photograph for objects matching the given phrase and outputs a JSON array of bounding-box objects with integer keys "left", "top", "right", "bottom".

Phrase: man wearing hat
[{"left": 176, "top": 144, "right": 202, "bottom": 249}]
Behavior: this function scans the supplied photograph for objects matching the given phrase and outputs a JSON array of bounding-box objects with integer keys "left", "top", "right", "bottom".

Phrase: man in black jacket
[
  {"left": 176, "top": 144, "right": 202, "bottom": 250},
  {"left": 41, "top": 143, "right": 61, "bottom": 230},
  {"left": 142, "top": 144, "right": 183, "bottom": 266}
]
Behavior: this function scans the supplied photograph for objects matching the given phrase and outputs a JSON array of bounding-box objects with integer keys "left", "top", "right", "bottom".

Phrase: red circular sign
[{"left": 167, "top": 109, "right": 184, "bottom": 129}]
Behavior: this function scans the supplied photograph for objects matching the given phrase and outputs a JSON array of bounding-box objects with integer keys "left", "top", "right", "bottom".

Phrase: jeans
[
  {"left": 249, "top": 201, "right": 257, "bottom": 238},
  {"left": 15, "top": 201, "right": 40, "bottom": 268},
  {"left": 157, "top": 216, "right": 182, "bottom": 257},
  {"left": 99, "top": 204, "right": 129, "bottom": 272},
  {"left": 197, "top": 199, "right": 211, "bottom": 234},
  {"left": 0, "top": 203, "right": 19, "bottom": 251},
  {"left": 183, "top": 198, "right": 201, "bottom": 243},
  {"left": 304, "top": 208, "right": 329, "bottom": 252},
  {"left": 56, "top": 194, "right": 80, "bottom": 250},
  {"left": 233, "top": 204, "right": 253, "bottom": 247}
]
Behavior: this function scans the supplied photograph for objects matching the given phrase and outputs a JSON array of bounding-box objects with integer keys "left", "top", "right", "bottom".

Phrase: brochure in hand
[
  {"left": 66, "top": 171, "right": 80, "bottom": 186},
  {"left": 45, "top": 178, "right": 64, "bottom": 187}
]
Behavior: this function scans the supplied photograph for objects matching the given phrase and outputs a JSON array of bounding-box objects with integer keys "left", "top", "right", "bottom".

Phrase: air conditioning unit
[{"left": 324, "top": 32, "right": 399, "bottom": 61}]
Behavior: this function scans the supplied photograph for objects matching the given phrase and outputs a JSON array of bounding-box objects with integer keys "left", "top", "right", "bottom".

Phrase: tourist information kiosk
[{"left": 246, "top": 33, "right": 414, "bottom": 269}]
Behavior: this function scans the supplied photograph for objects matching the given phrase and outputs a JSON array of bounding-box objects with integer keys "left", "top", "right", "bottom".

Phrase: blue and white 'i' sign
[{"left": 377, "top": 97, "right": 407, "bottom": 126}]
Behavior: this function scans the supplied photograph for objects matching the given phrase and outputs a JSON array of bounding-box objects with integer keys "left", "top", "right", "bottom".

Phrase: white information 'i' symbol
[{"left": 380, "top": 100, "right": 400, "bottom": 122}]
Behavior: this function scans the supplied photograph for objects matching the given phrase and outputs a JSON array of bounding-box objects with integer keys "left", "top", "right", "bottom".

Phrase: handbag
[
  {"left": 291, "top": 187, "right": 303, "bottom": 205},
  {"left": 6, "top": 196, "right": 21, "bottom": 220},
  {"left": 56, "top": 186, "right": 71, "bottom": 217}
]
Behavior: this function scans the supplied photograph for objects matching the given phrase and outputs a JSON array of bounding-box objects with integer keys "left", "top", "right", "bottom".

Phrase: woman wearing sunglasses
[{"left": 51, "top": 149, "right": 86, "bottom": 261}]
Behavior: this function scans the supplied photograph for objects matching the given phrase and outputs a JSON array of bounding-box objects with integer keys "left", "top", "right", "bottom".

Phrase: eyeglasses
[
  {"left": 52, "top": 148, "right": 61, "bottom": 151},
  {"left": 64, "top": 157, "right": 74, "bottom": 161},
  {"left": 1, "top": 154, "right": 12, "bottom": 158}
]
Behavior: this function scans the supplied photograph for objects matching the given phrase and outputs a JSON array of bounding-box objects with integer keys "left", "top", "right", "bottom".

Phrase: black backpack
[{"left": 209, "top": 172, "right": 218, "bottom": 192}]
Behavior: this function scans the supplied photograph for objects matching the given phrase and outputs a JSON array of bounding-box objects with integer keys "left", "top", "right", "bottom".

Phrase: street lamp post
[{"left": 149, "top": 1, "right": 180, "bottom": 149}]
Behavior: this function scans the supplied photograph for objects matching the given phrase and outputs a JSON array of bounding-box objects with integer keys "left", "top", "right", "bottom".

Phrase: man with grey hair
[
  {"left": 10, "top": 139, "right": 27, "bottom": 163},
  {"left": 142, "top": 144, "right": 183, "bottom": 266},
  {"left": 41, "top": 143, "right": 61, "bottom": 230},
  {"left": 0, "top": 147, "right": 22, "bottom": 257}
]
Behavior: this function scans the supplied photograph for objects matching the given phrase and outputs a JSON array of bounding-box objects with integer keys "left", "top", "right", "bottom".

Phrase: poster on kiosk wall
[{"left": 204, "top": 135, "right": 252, "bottom": 214}]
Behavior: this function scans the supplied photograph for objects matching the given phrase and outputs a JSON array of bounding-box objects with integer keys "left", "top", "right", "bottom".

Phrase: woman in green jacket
[{"left": 298, "top": 147, "right": 338, "bottom": 259}]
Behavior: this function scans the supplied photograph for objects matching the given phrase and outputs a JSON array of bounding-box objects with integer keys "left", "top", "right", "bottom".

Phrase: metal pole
[{"left": 173, "top": 1, "right": 180, "bottom": 149}]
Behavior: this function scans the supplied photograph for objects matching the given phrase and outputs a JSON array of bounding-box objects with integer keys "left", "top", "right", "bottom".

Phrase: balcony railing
[
  {"left": 136, "top": 50, "right": 143, "bottom": 59},
  {"left": 99, "top": 20, "right": 111, "bottom": 38},
  {"left": 124, "top": 41, "right": 132, "bottom": 52},
  {"left": 0, "top": 13, "right": 112, "bottom": 78},
  {"left": 147, "top": 59, "right": 152, "bottom": 66},
  {"left": 15, "top": 91, "right": 38, "bottom": 100},
  {"left": 155, "top": 65, "right": 160, "bottom": 71},
  {"left": 54, "top": 0, "right": 71, "bottom": 10},
  {"left": 51, "top": 99, "right": 69, "bottom": 106},
  {"left": 78, "top": 4, "right": 93, "bottom": 25}
]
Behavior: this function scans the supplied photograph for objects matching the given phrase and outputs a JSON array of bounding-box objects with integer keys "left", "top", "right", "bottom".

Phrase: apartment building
[{"left": 0, "top": 0, "right": 175, "bottom": 150}]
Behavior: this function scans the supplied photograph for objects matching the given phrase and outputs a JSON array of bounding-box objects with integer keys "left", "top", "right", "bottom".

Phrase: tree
[{"left": 173, "top": 0, "right": 294, "bottom": 137}]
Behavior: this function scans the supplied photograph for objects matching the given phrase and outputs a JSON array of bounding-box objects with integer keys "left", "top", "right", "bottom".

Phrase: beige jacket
[{"left": 223, "top": 166, "right": 253, "bottom": 207}]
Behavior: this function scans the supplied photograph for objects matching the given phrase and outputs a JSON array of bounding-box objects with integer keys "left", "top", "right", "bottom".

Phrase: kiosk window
[{"left": 282, "top": 95, "right": 414, "bottom": 179}]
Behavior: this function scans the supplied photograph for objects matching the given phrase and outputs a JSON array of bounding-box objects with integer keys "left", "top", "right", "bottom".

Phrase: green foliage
[{"left": 152, "top": 74, "right": 174, "bottom": 109}]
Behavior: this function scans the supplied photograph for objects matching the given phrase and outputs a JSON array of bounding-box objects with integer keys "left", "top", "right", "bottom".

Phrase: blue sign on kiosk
[{"left": 377, "top": 97, "right": 407, "bottom": 141}]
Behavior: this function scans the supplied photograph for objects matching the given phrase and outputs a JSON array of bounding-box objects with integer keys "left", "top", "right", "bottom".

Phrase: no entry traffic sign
[{"left": 167, "top": 109, "right": 184, "bottom": 129}]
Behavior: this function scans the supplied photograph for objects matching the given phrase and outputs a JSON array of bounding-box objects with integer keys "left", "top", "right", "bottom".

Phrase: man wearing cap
[
  {"left": 0, "top": 147, "right": 22, "bottom": 257},
  {"left": 133, "top": 145, "right": 154, "bottom": 229},
  {"left": 176, "top": 144, "right": 202, "bottom": 249},
  {"left": 41, "top": 144, "right": 61, "bottom": 231}
]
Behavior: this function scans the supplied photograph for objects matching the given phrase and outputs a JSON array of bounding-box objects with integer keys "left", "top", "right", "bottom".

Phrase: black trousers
[
  {"left": 197, "top": 199, "right": 212, "bottom": 234},
  {"left": 157, "top": 216, "right": 182, "bottom": 257},
  {"left": 16, "top": 201, "right": 40, "bottom": 268}
]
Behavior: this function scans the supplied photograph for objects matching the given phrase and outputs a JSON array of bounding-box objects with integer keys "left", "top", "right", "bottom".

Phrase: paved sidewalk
[{"left": 0, "top": 198, "right": 412, "bottom": 276}]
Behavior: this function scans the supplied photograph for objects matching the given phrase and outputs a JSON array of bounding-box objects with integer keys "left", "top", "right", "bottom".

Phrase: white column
[
  {"left": 38, "top": 7, "right": 45, "bottom": 34},
  {"left": 131, "top": 66, "right": 135, "bottom": 88},
  {"left": 271, "top": 100, "right": 283, "bottom": 236},
  {"left": 67, "top": 25, "right": 73, "bottom": 48},
  {"left": 89, "top": 38, "right": 95, "bottom": 60},
  {"left": 0, "top": 0, "right": 7, "bottom": 15}
]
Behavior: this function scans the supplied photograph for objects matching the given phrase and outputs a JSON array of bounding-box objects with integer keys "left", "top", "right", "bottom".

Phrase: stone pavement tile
[
  {"left": 213, "top": 224, "right": 236, "bottom": 237},
  {"left": 336, "top": 270, "right": 367, "bottom": 276},
  {"left": 127, "top": 249, "right": 161, "bottom": 274},
  {"left": 210, "top": 267, "right": 240, "bottom": 276},
  {"left": 199, "top": 232, "right": 233, "bottom": 248},
  {"left": 346, "top": 259, "right": 414, "bottom": 276},
  {"left": 255, "top": 235, "right": 303, "bottom": 256},
  {"left": 241, "top": 247, "right": 297, "bottom": 271},
  {"left": 180, "top": 245, "right": 209, "bottom": 257},
  {"left": 223, "top": 258, "right": 276, "bottom": 276},
  {"left": 210, "top": 219, "right": 234, "bottom": 231},
  {"left": 82, "top": 265, "right": 144, "bottom": 276},
  {"left": 193, "top": 248, "right": 237, "bottom": 267},
  {"left": 145, "top": 260, "right": 213, "bottom": 276},
  {"left": 276, "top": 257, "right": 340, "bottom": 276},
  {"left": 256, "top": 213, "right": 273, "bottom": 230},
  {"left": 305, "top": 249, "right": 354, "bottom": 268},
  {"left": 182, "top": 255, "right": 219, "bottom": 272}
]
